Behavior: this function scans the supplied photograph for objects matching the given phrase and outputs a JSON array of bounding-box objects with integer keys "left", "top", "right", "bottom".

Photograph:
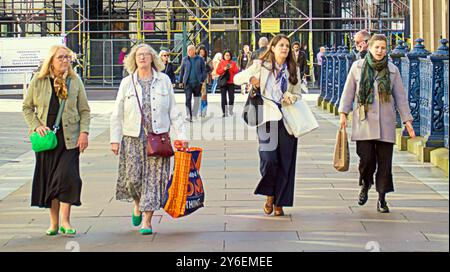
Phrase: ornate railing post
[
  {"left": 329, "top": 46, "right": 343, "bottom": 114},
  {"left": 444, "top": 60, "right": 449, "bottom": 149},
  {"left": 318, "top": 47, "right": 329, "bottom": 107},
  {"left": 390, "top": 40, "right": 408, "bottom": 129},
  {"left": 322, "top": 47, "right": 336, "bottom": 109},
  {"left": 418, "top": 39, "right": 449, "bottom": 161},
  {"left": 401, "top": 39, "right": 431, "bottom": 136},
  {"left": 333, "top": 46, "right": 350, "bottom": 115}
]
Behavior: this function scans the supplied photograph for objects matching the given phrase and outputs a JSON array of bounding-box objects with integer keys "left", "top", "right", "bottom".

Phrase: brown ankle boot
[{"left": 274, "top": 206, "right": 284, "bottom": 216}]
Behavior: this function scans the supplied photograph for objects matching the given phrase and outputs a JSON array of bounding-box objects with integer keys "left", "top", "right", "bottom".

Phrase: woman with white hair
[
  {"left": 23, "top": 45, "right": 90, "bottom": 236},
  {"left": 210, "top": 52, "right": 223, "bottom": 94},
  {"left": 159, "top": 50, "right": 176, "bottom": 86},
  {"left": 110, "top": 44, "right": 188, "bottom": 235}
]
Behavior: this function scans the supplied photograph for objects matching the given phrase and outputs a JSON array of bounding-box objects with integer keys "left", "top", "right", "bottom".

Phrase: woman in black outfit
[
  {"left": 23, "top": 45, "right": 90, "bottom": 236},
  {"left": 159, "top": 50, "right": 176, "bottom": 86}
]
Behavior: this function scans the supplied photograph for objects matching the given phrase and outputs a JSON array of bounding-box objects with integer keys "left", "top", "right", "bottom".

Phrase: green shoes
[
  {"left": 132, "top": 211, "right": 142, "bottom": 227},
  {"left": 46, "top": 229, "right": 59, "bottom": 236},
  {"left": 139, "top": 228, "right": 153, "bottom": 235},
  {"left": 59, "top": 226, "right": 77, "bottom": 236}
]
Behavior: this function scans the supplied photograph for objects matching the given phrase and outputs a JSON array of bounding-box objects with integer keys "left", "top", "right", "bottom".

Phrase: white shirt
[{"left": 264, "top": 64, "right": 286, "bottom": 104}]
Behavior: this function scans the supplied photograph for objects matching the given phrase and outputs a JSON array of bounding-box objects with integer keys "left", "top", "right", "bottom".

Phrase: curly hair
[{"left": 124, "top": 43, "right": 165, "bottom": 74}]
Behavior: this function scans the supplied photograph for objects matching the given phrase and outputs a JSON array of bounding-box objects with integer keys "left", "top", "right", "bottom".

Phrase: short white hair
[
  {"left": 259, "top": 37, "right": 269, "bottom": 47},
  {"left": 213, "top": 52, "right": 223, "bottom": 62}
]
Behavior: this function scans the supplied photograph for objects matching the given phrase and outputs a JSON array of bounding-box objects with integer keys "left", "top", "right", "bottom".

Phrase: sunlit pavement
[{"left": 0, "top": 94, "right": 448, "bottom": 252}]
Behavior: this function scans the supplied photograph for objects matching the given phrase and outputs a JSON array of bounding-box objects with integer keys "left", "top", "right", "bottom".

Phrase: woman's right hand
[
  {"left": 250, "top": 76, "right": 260, "bottom": 89},
  {"left": 35, "top": 126, "right": 51, "bottom": 137},
  {"left": 339, "top": 113, "right": 347, "bottom": 129},
  {"left": 111, "top": 143, "right": 120, "bottom": 156}
]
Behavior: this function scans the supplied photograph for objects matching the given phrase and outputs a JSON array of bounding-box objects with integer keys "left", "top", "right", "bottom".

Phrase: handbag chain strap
[{"left": 53, "top": 78, "right": 71, "bottom": 133}]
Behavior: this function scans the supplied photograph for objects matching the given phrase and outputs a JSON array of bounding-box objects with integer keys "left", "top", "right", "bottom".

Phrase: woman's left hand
[
  {"left": 77, "top": 132, "right": 89, "bottom": 153},
  {"left": 282, "top": 92, "right": 297, "bottom": 106},
  {"left": 405, "top": 121, "right": 416, "bottom": 139}
]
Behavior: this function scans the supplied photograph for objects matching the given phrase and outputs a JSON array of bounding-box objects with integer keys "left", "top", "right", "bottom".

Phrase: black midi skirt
[{"left": 31, "top": 86, "right": 82, "bottom": 208}]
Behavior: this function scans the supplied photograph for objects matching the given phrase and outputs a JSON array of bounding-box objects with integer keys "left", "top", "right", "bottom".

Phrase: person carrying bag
[{"left": 233, "top": 34, "right": 317, "bottom": 217}]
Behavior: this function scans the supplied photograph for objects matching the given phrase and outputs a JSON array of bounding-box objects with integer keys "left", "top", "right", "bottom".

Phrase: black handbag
[
  {"left": 242, "top": 87, "right": 264, "bottom": 127},
  {"left": 217, "top": 69, "right": 230, "bottom": 88}
]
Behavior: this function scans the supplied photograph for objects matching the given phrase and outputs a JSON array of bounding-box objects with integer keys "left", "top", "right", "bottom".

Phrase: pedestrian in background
[
  {"left": 119, "top": 47, "right": 128, "bottom": 78},
  {"left": 234, "top": 34, "right": 302, "bottom": 217},
  {"left": 179, "top": 45, "right": 207, "bottom": 122},
  {"left": 23, "top": 45, "right": 91, "bottom": 236},
  {"left": 247, "top": 36, "right": 269, "bottom": 68},
  {"left": 197, "top": 45, "right": 212, "bottom": 118},
  {"left": 216, "top": 50, "right": 239, "bottom": 117},
  {"left": 339, "top": 34, "right": 415, "bottom": 213},
  {"left": 316, "top": 46, "right": 326, "bottom": 88},
  {"left": 238, "top": 45, "right": 252, "bottom": 71},
  {"left": 353, "top": 30, "right": 371, "bottom": 60},
  {"left": 292, "top": 41, "right": 308, "bottom": 80},
  {"left": 210, "top": 52, "right": 223, "bottom": 95},
  {"left": 110, "top": 43, "right": 188, "bottom": 235},
  {"left": 159, "top": 50, "right": 176, "bottom": 87}
]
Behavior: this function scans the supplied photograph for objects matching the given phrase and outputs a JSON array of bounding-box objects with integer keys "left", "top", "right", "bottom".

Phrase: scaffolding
[{"left": 0, "top": 0, "right": 410, "bottom": 86}]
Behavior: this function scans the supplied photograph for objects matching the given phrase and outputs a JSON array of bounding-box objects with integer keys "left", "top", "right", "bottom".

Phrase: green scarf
[{"left": 358, "top": 52, "right": 391, "bottom": 110}]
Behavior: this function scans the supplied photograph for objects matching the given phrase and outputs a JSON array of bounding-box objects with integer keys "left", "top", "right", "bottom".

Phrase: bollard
[
  {"left": 322, "top": 47, "right": 336, "bottom": 110},
  {"left": 329, "top": 46, "right": 343, "bottom": 114},
  {"left": 390, "top": 40, "right": 408, "bottom": 129},
  {"left": 318, "top": 47, "right": 329, "bottom": 107},
  {"left": 444, "top": 60, "right": 449, "bottom": 149},
  {"left": 416, "top": 39, "right": 449, "bottom": 162},
  {"left": 398, "top": 38, "right": 430, "bottom": 151}
]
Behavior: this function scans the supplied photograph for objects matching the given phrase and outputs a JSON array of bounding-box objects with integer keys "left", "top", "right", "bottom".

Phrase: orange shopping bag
[{"left": 163, "top": 147, "right": 204, "bottom": 218}]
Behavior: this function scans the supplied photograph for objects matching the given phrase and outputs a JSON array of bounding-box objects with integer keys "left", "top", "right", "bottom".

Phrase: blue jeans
[{"left": 211, "top": 78, "right": 218, "bottom": 94}]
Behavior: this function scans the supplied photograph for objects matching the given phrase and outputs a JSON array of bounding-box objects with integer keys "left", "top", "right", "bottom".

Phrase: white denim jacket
[{"left": 110, "top": 69, "right": 187, "bottom": 143}]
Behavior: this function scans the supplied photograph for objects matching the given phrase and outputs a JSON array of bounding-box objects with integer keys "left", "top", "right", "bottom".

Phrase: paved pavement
[{"left": 0, "top": 93, "right": 448, "bottom": 252}]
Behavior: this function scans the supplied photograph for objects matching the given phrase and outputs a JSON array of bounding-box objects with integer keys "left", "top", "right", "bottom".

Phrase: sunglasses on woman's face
[{"left": 162, "top": 55, "right": 169, "bottom": 57}]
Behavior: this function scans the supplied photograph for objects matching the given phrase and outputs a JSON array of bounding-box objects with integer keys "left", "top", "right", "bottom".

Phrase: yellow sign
[{"left": 261, "top": 19, "right": 280, "bottom": 33}]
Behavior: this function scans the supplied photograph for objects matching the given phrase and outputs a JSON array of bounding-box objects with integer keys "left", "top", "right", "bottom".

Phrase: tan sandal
[{"left": 264, "top": 196, "right": 274, "bottom": 215}]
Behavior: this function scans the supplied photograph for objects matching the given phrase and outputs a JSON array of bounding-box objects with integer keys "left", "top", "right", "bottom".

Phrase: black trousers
[
  {"left": 356, "top": 140, "right": 394, "bottom": 194},
  {"left": 255, "top": 120, "right": 298, "bottom": 207},
  {"left": 220, "top": 84, "right": 235, "bottom": 114},
  {"left": 185, "top": 83, "right": 202, "bottom": 118}
]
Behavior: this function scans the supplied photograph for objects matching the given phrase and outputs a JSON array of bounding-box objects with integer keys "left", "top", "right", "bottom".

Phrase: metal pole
[
  {"left": 251, "top": 0, "right": 256, "bottom": 51},
  {"left": 62, "top": 0, "right": 66, "bottom": 37},
  {"left": 309, "top": 0, "right": 314, "bottom": 84}
]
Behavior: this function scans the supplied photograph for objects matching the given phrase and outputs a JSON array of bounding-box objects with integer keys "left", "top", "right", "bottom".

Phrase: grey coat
[{"left": 338, "top": 59, "right": 413, "bottom": 143}]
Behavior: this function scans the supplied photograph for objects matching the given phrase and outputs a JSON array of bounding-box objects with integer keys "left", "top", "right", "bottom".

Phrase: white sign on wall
[{"left": 0, "top": 36, "right": 65, "bottom": 94}]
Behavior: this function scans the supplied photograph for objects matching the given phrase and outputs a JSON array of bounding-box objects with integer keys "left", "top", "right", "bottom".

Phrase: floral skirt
[{"left": 115, "top": 134, "right": 171, "bottom": 212}]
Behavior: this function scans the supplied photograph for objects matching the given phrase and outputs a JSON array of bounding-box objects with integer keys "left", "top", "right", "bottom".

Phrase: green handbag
[{"left": 30, "top": 79, "right": 71, "bottom": 153}]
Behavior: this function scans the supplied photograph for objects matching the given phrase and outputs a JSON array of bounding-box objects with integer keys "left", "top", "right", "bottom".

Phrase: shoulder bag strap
[
  {"left": 131, "top": 76, "right": 148, "bottom": 135},
  {"left": 53, "top": 78, "right": 71, "bottom": 133}
]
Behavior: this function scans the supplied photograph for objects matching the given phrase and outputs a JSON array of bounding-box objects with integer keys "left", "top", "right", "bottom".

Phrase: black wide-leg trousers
[
  {"left": 356, "top": 140, "right": 394, "bottom": 194},
  {"left": 255, "top": 120, "right": 298, "bottom": 207}
]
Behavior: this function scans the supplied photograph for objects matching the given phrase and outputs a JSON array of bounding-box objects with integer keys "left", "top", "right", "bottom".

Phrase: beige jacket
[
  {"left": 23, "top": 74, "right": 91, "bottom": 150},
  {"left": 338, "top": 59, "right": 413, "bottom": 143}
]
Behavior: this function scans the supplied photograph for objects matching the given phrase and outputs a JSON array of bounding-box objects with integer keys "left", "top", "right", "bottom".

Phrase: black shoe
[
  {"left": 377, "top": 200, "right": 390, "bottom": 213},
  {"left": 358, "top": 185, "right": 371, "bottom": 206}
]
